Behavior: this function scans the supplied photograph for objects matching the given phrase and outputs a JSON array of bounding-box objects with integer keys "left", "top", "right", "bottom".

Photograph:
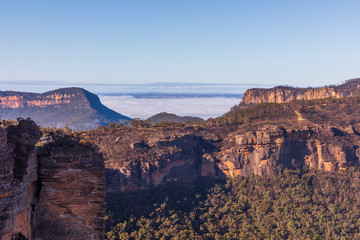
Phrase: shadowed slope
[{"left": 0, "top": 87, "right": 131, "bottom": 130}]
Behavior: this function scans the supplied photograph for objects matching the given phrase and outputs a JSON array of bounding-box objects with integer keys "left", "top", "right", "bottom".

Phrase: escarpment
[
  {"left": 84, "top": 123, "right": 360, "bottom": 192},
  {"left": 3, "top": 80, "right": 360, "bottom": 238},
  {"left": 81, "top": 92, "right": 360, "bottom": 193},
  {"left": 0, "top": 120, "right": 41, "bottom": 239},
  {"left": 0, "top": 88, "right": 95, "bottom": 110},
  {"left": 0, "top": 119, "right": 105, "bottom": 239},
  {"left": 216, "top": 125, "right": 360, "bottom": 177},
  {"left": 35, "top": 135, "right": 105, "bottom": 240},
  {"left": 0, "top": 88, "right": 130, "bottom": 130},
  {"left": 86, "top": 127, "right": 224, "bottom": 192},
  {"left": 240, "top": 78, "right": 360, "bottom": 106}
]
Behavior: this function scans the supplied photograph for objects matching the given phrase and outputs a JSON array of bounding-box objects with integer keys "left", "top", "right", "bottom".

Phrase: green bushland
[
  {"left": 207, "top": 96, "right": 360, "bottom": 127},
  {"left": 106, "top": 168, "right": 360, "bottom": 240}
]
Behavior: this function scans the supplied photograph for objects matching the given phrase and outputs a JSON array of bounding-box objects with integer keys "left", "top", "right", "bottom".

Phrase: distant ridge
[
  {"left": 147, "top": 112, "right": 204, "bottom": 125},
  {"left": 0, "top": 87, "right": 131, "bottom": 130},
  {"left": 99, "top": 93, "right": 244, "bottom": 99}
]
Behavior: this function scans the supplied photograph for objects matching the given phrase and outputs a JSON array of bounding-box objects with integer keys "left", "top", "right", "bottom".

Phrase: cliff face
[
  {"left": 0, "top": 120, "right": 105, "bottom": 239},
  {"left": 0, "top": 93, "right": 79, "bottom": 109},
  {"left": 35, "top": 136, "right": 105, "bottom": 240},
  {"left": 217, "top": 125, "right": 360, "bottom": 177},
  {"left": 240, "top": 79, "right": 360, "bottom": 105},
  {"left": 85, "top": 122, "right": 360, "bottom": 192},
  {"left": 0, "top": 88, "right": 96, "bottom": 109},
  {"left": 0, "top": 120, "right": 41, "bottom": 240},
  {"left": 240, "top": 87, "right": 345, "bottom": 105},
  {"left": 87, "top": 127, "right": 223, "bottom": 192},
  {"left": 0, "top": 88, "right": 131, "bottom": 130}
]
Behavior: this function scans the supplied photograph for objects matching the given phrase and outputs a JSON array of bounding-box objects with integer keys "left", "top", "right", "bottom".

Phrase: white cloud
[{"left": 99, "top": 96, "right": 241, "bottom": 120}]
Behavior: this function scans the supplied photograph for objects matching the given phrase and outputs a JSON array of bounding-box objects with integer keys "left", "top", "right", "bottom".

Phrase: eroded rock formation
[
  {"left": 0, "top": 88, "right": 130, "bottom": 130},
  {"left": 85, "top": 122, "right": 360, "bottom": 192},
  {"left": 217, "top": 125, "right": 360, "bottom": 177},
  {"left": 240, "top": 79, "right": 360, "bottom": 105},
  {"left": 0, "top": 120, "right": 105, "bottom": 239},
  {"left": 87, "top": 127, "right": 223, "bottom": 192},
  {"left": 35, "top": 135, "right": 105, "bottom": 240},
  {"left": 0, "top": 89, "right": 92, "bottom": 109},
  {"left": 0, "top": 120, "right": 41, "bottom": 240}
]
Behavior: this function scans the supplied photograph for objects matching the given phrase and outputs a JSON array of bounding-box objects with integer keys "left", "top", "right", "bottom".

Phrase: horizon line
[{"left": 0, "top": 80, "right": 273, "bottom": 87}]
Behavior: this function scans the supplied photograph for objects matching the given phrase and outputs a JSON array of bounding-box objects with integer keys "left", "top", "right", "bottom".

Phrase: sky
[{"left": 1, "top": 0, "right": 360, "bottom": 87}]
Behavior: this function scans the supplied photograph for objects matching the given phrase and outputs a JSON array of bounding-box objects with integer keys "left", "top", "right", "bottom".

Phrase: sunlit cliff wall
[
  {"left": 0, "top": 120, "right": 105, "bottom": 240},
  {"left": 85, "top": 123, "right": 360, "bottom": 192},
  {"left": 0, "top": 92, "right": 90, "bottom": 109},
  {"left": 0, "top": 120, "right": 41, "bottom": 239},
  {"left": 240, "top": 79, "right": 360, "bottom": 105},
  {"left": 240, "top": 87, "right": 349, "bottom": 105}
]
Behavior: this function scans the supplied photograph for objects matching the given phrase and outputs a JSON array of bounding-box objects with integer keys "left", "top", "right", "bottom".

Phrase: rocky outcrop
[
  {"left": 147, "top": 112, "right": 204, "bottom": 125},
  {"left": 85, "top": 123, "right": 360, "bottom": 192},
  {"left": 217, "top": 125, "right": 360, "bottom": 177},
  {"left": 0, "top": 120, "right": 105, "bottom": 239},
  {"left": 0, "top": 88, "right": 131, "bottom": 130},
  {"left": 240, "top": 86, "right": 343, "bottom": 105},
  {"left": 35, "top": 136, "right": 105, "bottom": 240},
  {"left": 0, "top": 93, "right": 74, "bottom": 109},
  {"left": 0, "top": 120, "right": 41, "bottom": 240},
  {"left": 86, "top": 127, "right": 224, "bottom": 192},
  {"left": 0, "top": 88, "right": 96, "bottom": 109},
  {"left": 0, "top": 88, "right": 102, "bottom": 109},
  {"left": 240, "top": 79, "right": 360, "bottom": 105}
]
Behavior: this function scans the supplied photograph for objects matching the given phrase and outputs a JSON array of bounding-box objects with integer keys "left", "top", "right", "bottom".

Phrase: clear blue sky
[{"left": 1, "top": 0, "right": 360, "bottom": 87}]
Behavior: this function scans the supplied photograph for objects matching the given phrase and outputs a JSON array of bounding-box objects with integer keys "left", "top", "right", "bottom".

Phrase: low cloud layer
[{"left": 99, "top": 96, "right": 242, "bottom": 120}]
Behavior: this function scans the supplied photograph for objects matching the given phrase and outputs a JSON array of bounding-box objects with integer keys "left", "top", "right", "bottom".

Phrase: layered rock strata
[
  {"left": 0, "top": 120, "right": 41, "bottom": 239},
  {"left": 0, "top": 120, "right": 105, "bottom": 239},
  {"left": 240, "top": 79, "right": 360, "bottom": 105},
  {"left": 35, "top": 136, "right": 105, "bottom": 240},
  {"left": 217, "top": 125, "right": 360, "bottom": 177},
  {"left": 87, "top": 127, "right": 223, "bottom": 192},
  {"left": 0, "top": 88, "right": 130, "bottom": 130},
  {"left": 86, "top": 124, "right": 360, "bottom": 192},
  {"left": 0, "top": 88, "right": 93, "bottom": 109}
]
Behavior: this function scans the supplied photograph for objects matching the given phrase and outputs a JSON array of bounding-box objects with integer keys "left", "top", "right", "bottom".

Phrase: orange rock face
[
  {"left": 0, "top": 87, "right": 131, "bottom": 131},
  {"left": 35, "top": 137, "right": 105, "bottom": 240},
  {"left": 0, "top": 120, "right": 105, "bottom": 239},
  {"left": 240, "top": 86, "right": 347, "bottom": 105},
  {"left": 87, "top": 127, "right": 224, "bottom": 192},
  {"left": 0, "top": 120, "right": 41, "bottom": 239},
  {"left": 88, "top": 124, "right": 360, "bottom": 192},
  {"left": 216, "top": 125, "right": 360, "bottom": 177},
  {"left": 239, "top": 79, "right": 360, "bottom": 106},
  {"left": 0, "top": 93, "right": 79, "bottom": 109}
]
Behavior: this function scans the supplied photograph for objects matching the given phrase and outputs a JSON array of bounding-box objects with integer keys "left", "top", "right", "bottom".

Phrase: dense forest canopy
[{"left": 106, "top": 168, "right": 360, "bottom": 240}]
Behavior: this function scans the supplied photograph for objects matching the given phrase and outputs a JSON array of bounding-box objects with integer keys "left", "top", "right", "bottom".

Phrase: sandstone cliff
[
  {"left": 239, "top": 78, "right": 360, "bottom": 105},
  {"left": 82, "top": 93, "right": 360, "bottom": 192},
  {"left": 35, "top": 135, "right": 105, "bottom": 240},
  {"left": 0, "top": 120, "right": 105, "bottom": 239},
  {"left": 84, "top": 121, "right": 360, "bottom": 192},
  {"left": 86, "top": 126, "right": 223, "bottom": 192},
  {"left": 0, "top": 120, "right": 41, "bottom": 240},
  {"left": 0, "top": 88, "right": 130, "bottom": 130},
  {"left": 216, "top": 125, "right": 360, "bottom": 177}
]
